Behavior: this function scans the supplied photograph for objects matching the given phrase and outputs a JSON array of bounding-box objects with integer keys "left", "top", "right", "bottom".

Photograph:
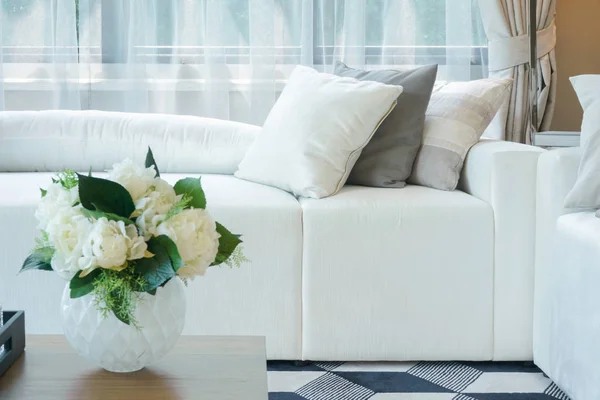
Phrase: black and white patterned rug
[{"left": 267, "top": 361, "right": 571, "bottom": 399}]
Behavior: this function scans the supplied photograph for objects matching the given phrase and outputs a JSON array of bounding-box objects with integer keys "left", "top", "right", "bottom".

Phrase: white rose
[
  {"left": 79, "top": 217, "right": 147, "bottom": 275},
  {"left": 35, "top": 183, "right": 79, "bottom": 231},
  {"left": 135, "top": 178, "right": 181, "bottom": 239},
  {"left": 107, "top": 158, "right": 156, "bottom": 201},
  {"left": 156, "top": 209, "right": 220, "bottom": 280},
  {"left": 46, "top": 207, "right": 92, "bottom": 280}
]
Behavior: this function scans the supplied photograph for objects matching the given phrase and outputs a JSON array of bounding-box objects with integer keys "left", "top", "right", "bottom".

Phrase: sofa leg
[{"left": 294, "top": 360, "right": 311, "bottom": 367}]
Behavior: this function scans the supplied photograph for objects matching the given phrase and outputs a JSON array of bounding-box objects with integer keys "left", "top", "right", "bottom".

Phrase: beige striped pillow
[{"left": 408, "top": 78, "right": 513, "bottom": 191}]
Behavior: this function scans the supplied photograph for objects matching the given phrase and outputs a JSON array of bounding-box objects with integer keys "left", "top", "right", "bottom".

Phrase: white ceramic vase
[{"left": 60, "top": 277, "right": 186, "bottom": 373}]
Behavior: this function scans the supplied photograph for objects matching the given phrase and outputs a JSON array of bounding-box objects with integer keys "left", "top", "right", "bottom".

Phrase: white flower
[
  {"left": 35, "top": 183, "right": 79, "bottom": 231},
  {"left": 126, "top": 225, "right": 148, "bottom": 261},
  {"left": 51, "top": 253, "right": 73, "bottom": 281},
  {"left": 79, "top": 217, "right": 147, "bottom": 275},
  {"left": 107, "top": 158, "right": 157, "bottom": 201},
  {"left": 46, "top": 207, "right": 92, "bottom": 280},
  {"left": 156, "top": 208, "right": 220, "bottom": 280},
  {"left": 134, "top": 178, "right": 180, "bottom": 239}
]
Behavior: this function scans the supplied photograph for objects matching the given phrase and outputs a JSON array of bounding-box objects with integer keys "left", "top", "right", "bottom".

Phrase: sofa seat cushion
[
  {"left": 538, "top": 212, "right": 600, "bottom": 400},
  {"left": 300, "top": 185, "right": 494, "bottom": 361},
  {"left": 0, "top": 173, "right": 303, "bottom": 359}
]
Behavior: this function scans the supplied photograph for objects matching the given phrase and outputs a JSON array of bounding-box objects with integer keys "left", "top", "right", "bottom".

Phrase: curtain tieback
[{"left": 488, "top": 21, "right": 557, "bottom": 72}]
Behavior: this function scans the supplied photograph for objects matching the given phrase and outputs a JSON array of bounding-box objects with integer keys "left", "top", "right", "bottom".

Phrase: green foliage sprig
[
  {"left": 222, "top": 246, "right": 249, "bottom": 269},
  {"left": 53, "top": 169, "right": 79, "bottom": 190},
  {"left": 163, "top": 194, "right": 192, "bottom": 223},
  {"left": 92, "top": 267, "right": 147, "bottom": 327}
]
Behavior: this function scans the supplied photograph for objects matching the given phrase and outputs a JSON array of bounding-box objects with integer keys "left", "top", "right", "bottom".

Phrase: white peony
[
  {"left": 156, "top": 208, "right": 220, "bottom": 280},
  {"left": 35, "top": 183, "right": 79, "bottom": 231},
  {"left": 46, "top": 206, "right": 92, "bottom": 280},
  {"left": 107, "top": 158, "right": 157, "bottom": 201},
  {"left": 78, "top": 217, "right": 147, "bottom": 275},
  {"left": 126, "top": 224, "right": 148, "bottom": 261},
  {"left": 135, "top": 178, "right": 181, "bottom": 239}
]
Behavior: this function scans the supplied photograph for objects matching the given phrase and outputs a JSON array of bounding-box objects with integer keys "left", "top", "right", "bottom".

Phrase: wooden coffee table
[{"left": 0, "top": 335, "right": 268, "bottom": 400}]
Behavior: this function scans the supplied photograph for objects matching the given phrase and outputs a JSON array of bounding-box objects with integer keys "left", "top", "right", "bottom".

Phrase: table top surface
[{"left": 0, "top": 335, "right": 268, "bottom": 400}]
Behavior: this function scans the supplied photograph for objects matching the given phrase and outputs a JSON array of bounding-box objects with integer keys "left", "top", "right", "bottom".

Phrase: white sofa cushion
[
  {"left": 0, "top": 110, "right": 259, "bottom": 174},
  {"left": 564, "top": 75, "right": 600, "bottom": 209},
  {"left": 235, "top": 65, "right": 403, "bottom": 199},
  {"left": 535, "top": 212, "right": 600, "bottom": 400},
  {"left": 570, "top": 75, "right": 600, "bottom": 148},
  {"left": 300, "top": 185, "right": 494, "bottom": 361},
  {"left": 0, "top": 173, "right": 303, "bottom": 360}
]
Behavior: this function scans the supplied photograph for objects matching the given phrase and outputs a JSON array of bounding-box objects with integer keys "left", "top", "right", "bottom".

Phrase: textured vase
[{"left": 60, "top": 277, "right": 186, "bottom": 373}]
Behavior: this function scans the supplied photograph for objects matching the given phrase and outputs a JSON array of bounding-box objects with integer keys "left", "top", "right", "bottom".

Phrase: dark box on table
[{"left": 0, "top": 311, "right": 25, "bottom": 377}]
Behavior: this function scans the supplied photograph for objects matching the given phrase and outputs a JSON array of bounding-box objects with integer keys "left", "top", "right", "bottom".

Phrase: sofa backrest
[{"left": 0, "top": 110, "right": 259, "bottom": 174}]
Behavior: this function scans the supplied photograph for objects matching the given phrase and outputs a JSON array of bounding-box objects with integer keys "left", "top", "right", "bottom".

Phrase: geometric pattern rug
[{"left": 267, "top": 361, "right": 571, "bottom": 400}]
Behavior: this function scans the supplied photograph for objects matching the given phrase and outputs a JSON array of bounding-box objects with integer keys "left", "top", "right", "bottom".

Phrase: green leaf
[
  {"left": 147, "top": 288, "right": 157, "bottom": 296},
  {"left": 69, "top": 269, "right": 101, "bottom": 299},
  {"left": 112, "top": 310, "right": 131, "bottom": 325},
  {"left": 77, "top": 174, "right": 135, "bottom": 219},
  {"left": 80, "top": 208, "right": 135, "bottom": 225},
  {"left": 40, "top": 188, "right": 47, "bottom": 197},
  {"left": 174, "top": 178, "right": 206, "bottom": 209},
  {"left": 134, "top": 237, "right": 176, "bottom": 291},
  {"left": 20, "top": 250, "right": 54, "bottom": 273},
  {"left": 112, "top": 306, "right": 131, "bottom": 325},
  {"left": 145, "top": 147, "right": 160, "bottom": 178},
  {"left": 153, "top": 235, "right": 184, "bottom": 272},
  {"left": 211, "top": 222, "right": 243, "bottom": 266},
  {"left": 70, "top": 284, "right": 95, "bottom": 299}
]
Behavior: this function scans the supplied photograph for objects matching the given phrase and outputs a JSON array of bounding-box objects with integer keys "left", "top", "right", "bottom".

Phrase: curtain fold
[
  {"left": 478, "top": 0, "right": 557, "bottom": 143},
  {"left": 1, "top": 0, "right": 82, "bottom": 110},
  {"left": 0, "top": 4, "right": 5, "bottom": 111},
  {"left": 1, "top": 0, "right": 487, "bottom": 124}
]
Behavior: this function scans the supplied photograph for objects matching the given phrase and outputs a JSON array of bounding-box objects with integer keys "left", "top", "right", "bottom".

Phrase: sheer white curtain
[
  {"left": 1, "top": 0, "right": 487, "bottom": 124},
  {"left": 0, "top": 0, "right": 81, "bottom": 110},
  {"left": 0, "top": 3, "right": 4, "bottom": 111}
]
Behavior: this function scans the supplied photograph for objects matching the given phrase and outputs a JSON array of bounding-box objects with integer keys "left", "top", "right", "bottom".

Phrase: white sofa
[
  {"left": 534, "top": 145, "right": 600, "bottom": 400},
  {"left": 0, "top": 110, "right": 544, "bottom": 361}
]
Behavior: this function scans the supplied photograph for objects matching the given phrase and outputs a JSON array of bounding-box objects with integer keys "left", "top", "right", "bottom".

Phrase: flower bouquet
[{"left": 21, "top": 148, "right": 246, "bottom": 372}]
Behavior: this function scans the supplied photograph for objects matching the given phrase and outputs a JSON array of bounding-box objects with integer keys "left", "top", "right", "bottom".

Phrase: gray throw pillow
[{"left": 334, "top": 62, "right": 438, "bottom": 188}]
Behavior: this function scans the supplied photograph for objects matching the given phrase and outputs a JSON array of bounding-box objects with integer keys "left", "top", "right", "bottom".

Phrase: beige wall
[{"left": 551, "top": 0, "right": 600, "bottom": 131}]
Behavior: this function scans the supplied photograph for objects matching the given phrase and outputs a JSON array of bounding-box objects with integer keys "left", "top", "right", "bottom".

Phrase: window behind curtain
[
  {"left": 1, "top": 0, "right": 487, "bottom": 76},
  {"left": 1, "top": 0, "right": 488, "bottom": 118}
]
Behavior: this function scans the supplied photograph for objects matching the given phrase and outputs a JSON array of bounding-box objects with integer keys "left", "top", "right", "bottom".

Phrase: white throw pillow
[
  {"left": 235, "top": 65, "right": 403, "bottom": 199},
  {"left": 564, "top": 75, "right": 600, "bottom": 209},
  {"left": 408, "top": 78, "right": 513, "bottom": 190}
]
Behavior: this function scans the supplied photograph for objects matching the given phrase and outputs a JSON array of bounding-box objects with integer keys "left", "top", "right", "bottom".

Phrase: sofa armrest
[
  {"left": 533, "top": 147, "right": 582, "bottom": 368},
  {"left": 535, "top": 147, "right": 582, "bottom": 261},
  {"left": 459, "top": 140, "right": 545, "bottom": 360}
]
